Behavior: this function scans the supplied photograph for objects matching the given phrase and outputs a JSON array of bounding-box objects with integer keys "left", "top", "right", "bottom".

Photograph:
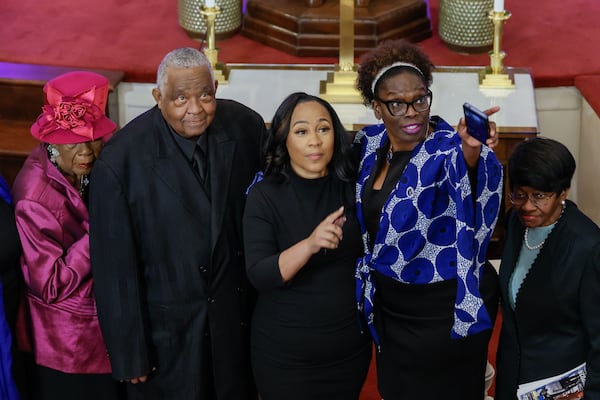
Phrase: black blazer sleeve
[
  {"left": 89, "top": 156, "right": 155, "bottom": 380},
  {"left": 580, "top": 243, "right": 600, "bottom": 399}
]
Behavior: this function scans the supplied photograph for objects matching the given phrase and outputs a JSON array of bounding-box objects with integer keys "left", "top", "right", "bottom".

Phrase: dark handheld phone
[{"left": 463, "top": 102, "right": 490, "bottom": 144}]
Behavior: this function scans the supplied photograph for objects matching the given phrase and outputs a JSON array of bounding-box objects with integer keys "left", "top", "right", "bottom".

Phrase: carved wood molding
[{"left": 242, "top": 0, "right": 432, "bottom": 57}]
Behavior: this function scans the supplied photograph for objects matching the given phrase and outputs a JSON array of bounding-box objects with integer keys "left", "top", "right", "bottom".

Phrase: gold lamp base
[
  {"left": 319, "top": 70, "right": 362, "bottom": 104},
  {"left": 204, "top": 48, "right": 229, "bottom": 84},
  {"left": 213, "top": 64, "right": 229, "bottom": 85},
  {"left": 480, "top": 68, "right": 515, "bottom": 88}
]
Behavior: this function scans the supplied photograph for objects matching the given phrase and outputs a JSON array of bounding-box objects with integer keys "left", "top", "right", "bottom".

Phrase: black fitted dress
[{"left": 243, "top": 171, "right": 372, "bottom": 400}]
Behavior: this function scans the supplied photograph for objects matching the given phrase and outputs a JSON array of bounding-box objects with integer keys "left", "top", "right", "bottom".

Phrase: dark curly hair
[
  {"left": 356, "top": 39, "right": 435, "bottom": 106},
  {"left": 263, "top": 92, "right": 357, "bottom": 182}
]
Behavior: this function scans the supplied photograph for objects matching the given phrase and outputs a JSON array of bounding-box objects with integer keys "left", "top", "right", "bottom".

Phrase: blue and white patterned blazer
[{"left": 355, "top": 117, "right": 503, "bottom": 345}]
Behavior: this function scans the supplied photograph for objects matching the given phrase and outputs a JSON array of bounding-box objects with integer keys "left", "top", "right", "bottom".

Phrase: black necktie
[{"left": 192, "top": 144, "right": 209, "bottom": 191}]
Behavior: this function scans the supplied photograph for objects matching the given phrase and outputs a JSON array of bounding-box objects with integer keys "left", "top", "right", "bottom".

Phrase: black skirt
[{"left": 374, "top": 262, "right": 499, "bottom": 400}]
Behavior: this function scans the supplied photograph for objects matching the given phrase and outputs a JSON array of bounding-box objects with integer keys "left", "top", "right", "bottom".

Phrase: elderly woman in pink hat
[{"left": 11, "top": 71, "right": 124, "bottom": 400}]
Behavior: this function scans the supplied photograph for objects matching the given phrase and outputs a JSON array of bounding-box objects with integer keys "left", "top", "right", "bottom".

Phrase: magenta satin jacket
[{"left": 11, "top": 144, "right": 111, "bottom": 374}]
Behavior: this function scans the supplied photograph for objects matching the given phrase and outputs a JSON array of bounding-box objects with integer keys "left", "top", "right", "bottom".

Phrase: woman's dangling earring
[
  {"left": 557, "top": 199, "right": 566, "bottom": 221},
  {"left": 47, "top": 144, "right": 60, "bottom": 166},
  {"left": 79, "top": 175, "right": 90, "bottom": 198}
]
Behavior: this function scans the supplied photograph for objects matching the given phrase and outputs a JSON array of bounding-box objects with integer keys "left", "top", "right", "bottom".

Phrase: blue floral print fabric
[{"left": 355, "top": 117, "right": 503, "bottom": 346}]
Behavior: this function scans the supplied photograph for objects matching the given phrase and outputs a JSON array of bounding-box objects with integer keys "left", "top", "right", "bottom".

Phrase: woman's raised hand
[
  {"left": 278, "top": 206, "right": 347, "bottom": 282},
  {"left": 458, "top": 105, "right": 501, "bottom": 149}
]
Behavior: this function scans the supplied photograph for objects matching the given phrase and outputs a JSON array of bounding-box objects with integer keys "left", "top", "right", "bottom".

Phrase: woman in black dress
[{"left": 243, "top": 92, "right": 371, "bottom": 400}]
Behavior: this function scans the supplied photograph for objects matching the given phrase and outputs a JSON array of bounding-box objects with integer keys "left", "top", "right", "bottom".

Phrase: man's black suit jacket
[{"left": 90, "top": 100, "right": 266, "bottom": 399}]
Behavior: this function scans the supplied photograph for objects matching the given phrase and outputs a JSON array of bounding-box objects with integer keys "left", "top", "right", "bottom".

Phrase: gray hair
[{"left": 156, "top": 47, "right": 214, "bottom": 92}]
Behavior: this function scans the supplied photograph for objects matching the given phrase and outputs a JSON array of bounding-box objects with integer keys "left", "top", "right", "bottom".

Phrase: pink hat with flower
[{"left": 30, "top": 71, "right": 117, "bottom": 144}]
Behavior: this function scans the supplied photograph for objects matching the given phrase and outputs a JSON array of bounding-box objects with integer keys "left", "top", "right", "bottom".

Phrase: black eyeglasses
[
  {"left": 376, "top": 90, "right": 432, "bottom": 117},
  {"left": 509, "top": 191, "right": 555, "bottom": 207}
]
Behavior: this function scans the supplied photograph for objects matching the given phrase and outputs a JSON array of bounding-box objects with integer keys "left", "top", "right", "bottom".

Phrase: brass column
[
  {"left": 201, "top": 4, "right": 229, "bottom": 84},
  {"left": 480, "top": 9, "right": 514, "bottom": 88},
  {"left": 320, "top": 0, "right": 362, "bottom": 103}
]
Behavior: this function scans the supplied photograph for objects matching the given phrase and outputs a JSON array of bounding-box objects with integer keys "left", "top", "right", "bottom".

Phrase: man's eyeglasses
[
  {"left": 376, "top": 90, "right": 432, "bottom": 117},
  {"left": 509, "top": 191, "right": 556, "bottom": 207}
]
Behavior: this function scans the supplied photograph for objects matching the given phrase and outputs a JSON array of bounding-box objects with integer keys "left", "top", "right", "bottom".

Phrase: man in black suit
[{"left": 89, "top": 47, "right": 266, "bottom": 399}]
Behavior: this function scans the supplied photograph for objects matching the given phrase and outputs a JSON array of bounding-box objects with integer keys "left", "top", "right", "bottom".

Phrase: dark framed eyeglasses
[
  {"left": 376, "top": 90, "right": 432, "bottom": 117},
  {"left": 509, "top": 191, "right": 556, "bottom": 207}
]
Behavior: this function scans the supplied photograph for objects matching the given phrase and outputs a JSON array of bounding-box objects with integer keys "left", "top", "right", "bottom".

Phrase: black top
[
  {"left": 244, "top": 171, "right": 362, "bottom": 324},
  {"left": 363, "top": 146, "right": 412, "bottom": 251}
]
